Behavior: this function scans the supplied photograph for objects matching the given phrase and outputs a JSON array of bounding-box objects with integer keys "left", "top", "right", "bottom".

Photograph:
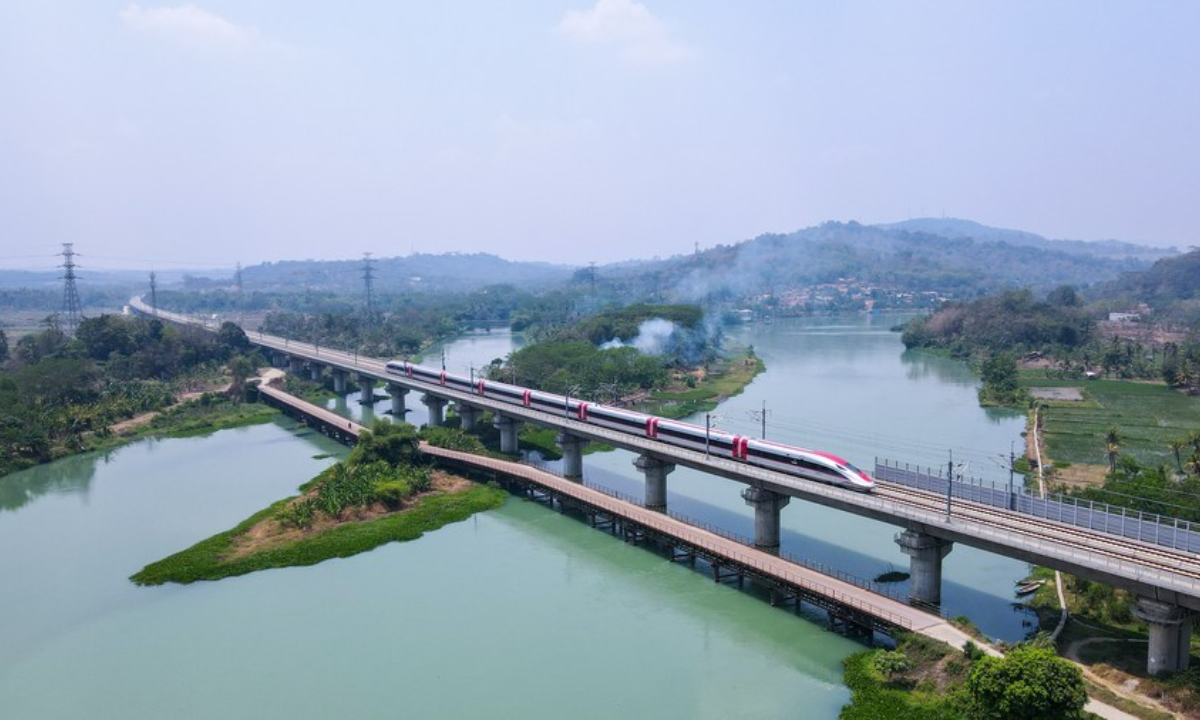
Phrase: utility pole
[
  {"left": 60, "top": 243, "right": 83, "bottom": 336},
  {"left": 946, "top": 449, "right": 954, "bottom": 518},
  {"left": 1009, "top": 441, "right": 1017, "bottom": 511},
  {"left": 705, "top": 413, "right": 711, "bottom": 457},
  {"left": 705, "top": 413, "right": 721, "bottom": 457},
  {"left": 748, "top": 400, "right": 769, "bottom": 438}
]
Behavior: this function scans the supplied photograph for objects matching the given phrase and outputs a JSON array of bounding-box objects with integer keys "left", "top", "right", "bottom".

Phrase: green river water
[{"left": 0, "top": 315, "right": 1031, "bottom": 718}]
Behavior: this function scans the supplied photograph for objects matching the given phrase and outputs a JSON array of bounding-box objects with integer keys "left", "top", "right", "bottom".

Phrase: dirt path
[
  {"left": 1065, "top": 637, "right": 1183, "bottom": 719},
  {"left": 108, "top": 389, "right": 216, "bottom": 435},
  {"left": 106, "top": 367, "right": 282, "bottom": 436}
]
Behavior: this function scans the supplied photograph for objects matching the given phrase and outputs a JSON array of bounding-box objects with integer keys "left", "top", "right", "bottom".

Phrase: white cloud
[
  {"left": 120, "top": 4, "right": 265, "bottom": 53},
  {"left": 558, "top": 0, "right": 688, "bottom": 66}
]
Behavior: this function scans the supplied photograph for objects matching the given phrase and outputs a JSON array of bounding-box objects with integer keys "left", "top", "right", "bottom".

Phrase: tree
[
  {"left": 349, "top": 419, "right": 421, "bottom": 467},
  {"left": 1169, "top": 438, "right": 1187, "bottom": 475},
  {"left": 227, "top": 354, "right": 256, "bottom": 402},
  {"left": 76, "top": 315, "right": 136, "bottom": 360},
  {"left": 980, "top": 352, "right": 1023, "bottom": 405},
  {"left": 1046, "top": 285, "right": 1080, "bottom": 307},
  {"left": 966, "top": 646, "right": 1087, "bottom": 720},
  {"left": 216, "top": 321, "right": 251, "bottom": 358},
  {"left": 1104, "top": 426, "right": 1122, "bottom": 474},
  {"left": 0, "top": 329, "right": 8, "bottom": 364}
]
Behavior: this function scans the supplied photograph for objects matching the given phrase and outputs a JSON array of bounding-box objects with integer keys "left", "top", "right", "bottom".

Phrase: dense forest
[
  {"left": 902, "top": 287, "right": 1200, "bottom": 393},
  {"left": 901, "top": 288, "right": 1095, "bottom": 357},
  {"left": 0, "top": 315, "right": 258, "bottom": 475}
]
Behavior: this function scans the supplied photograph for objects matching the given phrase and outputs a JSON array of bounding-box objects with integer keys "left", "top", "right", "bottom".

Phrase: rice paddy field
[{"left": 1021, "top": 375, "right": 1200, "bottom": 467}]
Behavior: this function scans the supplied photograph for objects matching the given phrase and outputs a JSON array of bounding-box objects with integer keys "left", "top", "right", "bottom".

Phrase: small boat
[{"left": 1015, "top": 580, "right": 1045, "bottom": 596}]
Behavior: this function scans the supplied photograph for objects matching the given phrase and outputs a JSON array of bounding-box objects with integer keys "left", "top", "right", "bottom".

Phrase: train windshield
[{"left": 841, "top": 461, "right": 866, "bottom": 477}]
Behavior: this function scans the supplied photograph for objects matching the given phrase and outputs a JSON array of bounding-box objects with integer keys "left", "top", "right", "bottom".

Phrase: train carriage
[{"left": 383, "top": 360, "right": 874, "bottom": 492}]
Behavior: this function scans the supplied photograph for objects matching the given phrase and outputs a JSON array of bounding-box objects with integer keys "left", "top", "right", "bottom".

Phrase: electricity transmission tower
[
  {"left": 149, "top": 270, "right": 158, "bottom": 310},
  {"left": 235, "top": 262, "right": 244, "bottom": 293},
  {"left": 60, "top": 243, "right": 84, "bottom": 336},
  {"left": 361, "top": 252, "right": 377, "bottom": 326}
]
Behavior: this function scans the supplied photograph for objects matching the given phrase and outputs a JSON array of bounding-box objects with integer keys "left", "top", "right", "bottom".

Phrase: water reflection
[
  {"left": 0, "top": 449, "right": 103, "bottom": 513},
  {"left": 900, "top": 348, "right": 978, "bottom": 386}
]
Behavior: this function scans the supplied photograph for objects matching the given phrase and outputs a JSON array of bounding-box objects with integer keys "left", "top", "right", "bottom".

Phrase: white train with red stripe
[{"left": 385, "top": 360, "right": 875, "bottom": 492}]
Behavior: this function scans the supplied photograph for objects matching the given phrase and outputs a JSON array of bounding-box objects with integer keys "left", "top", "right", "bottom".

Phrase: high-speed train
[{"left": 384, "top": 360, "right": 875, "bottom": 492}]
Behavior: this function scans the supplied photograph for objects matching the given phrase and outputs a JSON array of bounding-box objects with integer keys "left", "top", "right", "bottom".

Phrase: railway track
[{"left": 877, "top": 483, "right": 1200, "bottom": 582}]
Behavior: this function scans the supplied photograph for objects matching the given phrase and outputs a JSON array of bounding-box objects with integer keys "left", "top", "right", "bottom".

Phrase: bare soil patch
[
  {"left": 1031, "top": 387, "right": 1085, "bottom": 402},
  {"left": 1053, "top": 463, "right": 1110, "bottom": 490}
]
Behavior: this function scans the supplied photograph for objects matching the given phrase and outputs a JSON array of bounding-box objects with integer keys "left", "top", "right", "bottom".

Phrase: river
[{"left": 0, "top": 315, "right": 1030, "bottom": 718}]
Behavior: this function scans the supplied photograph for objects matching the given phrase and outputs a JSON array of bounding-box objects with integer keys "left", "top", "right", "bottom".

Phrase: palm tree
[
  {"left": 1104, "top": 426, "right": 1122, "bottom": 474},
  {"left": 1169, "top": 438, "right": 1187, "bottom": 475}
]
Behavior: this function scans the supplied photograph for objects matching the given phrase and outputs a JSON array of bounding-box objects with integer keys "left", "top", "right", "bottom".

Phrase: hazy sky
[{"left": 2, "top": 1, "right": 1197, "bottom": 271}]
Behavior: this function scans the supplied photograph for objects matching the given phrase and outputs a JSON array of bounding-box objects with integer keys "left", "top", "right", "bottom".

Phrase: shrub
[
  {"left": 373, "top": 480, "right": 412, "bottom": 509},
  {"left": 873, "top": 650, "right": 914, "bottom": 679},
  {"left": 278, "top": 498, "right": 317, "bottom": 529}
]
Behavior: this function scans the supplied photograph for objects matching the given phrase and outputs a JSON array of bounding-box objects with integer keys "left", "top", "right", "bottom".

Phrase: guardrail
[
  {"left": 876, "top": 459, "right": 1200, "bottom": 554},
  {"left": 525, "top": 458, "right": 925, "bottom": 611}
]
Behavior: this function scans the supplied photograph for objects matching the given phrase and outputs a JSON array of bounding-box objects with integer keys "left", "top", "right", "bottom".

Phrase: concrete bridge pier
[
  {"left": 308, "top": 362, "right": 323, "bottom": 382},
  {"left": 457, "top": 403, "right": 481, "bottom": 432},
  {"left": 493, "top": 413, "right": 522, "bottom": 454},
  {"left": 556, "top": 432, "right": 588, "bottom": 479},
  {"left": 288, "top": 356, "right": 306, "bottom": 374},
  {"left": 332, "top": 369, "right": 348, "bottom": 394},
  {"left": 422, "top": 394, "right": 448, "bottom": 427},
  {"left": 388, "top": 385, "right": 409, "bottom": 416},
  {"left": 358, "top": 376, "right": 376, "bottom": 405},
  {"left": 272, "top": 351, "right": 287, "bottom": 368},
  {"left": 741, "top": 487, "right": 791, "bottom": 553},
  {"left": 896, "top": 530, "right": 953, "bottom": 606},
  {"left": 1134, "top": 597, "right": 1194, "bottom": 675},
  {"left": 634, "top": 454, "right": 675, "bottom": 511}
]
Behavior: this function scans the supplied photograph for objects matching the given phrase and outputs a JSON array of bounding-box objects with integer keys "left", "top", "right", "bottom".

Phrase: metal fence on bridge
[{"left": 875, "top": 459, "right": 1200, "bottom": 554}]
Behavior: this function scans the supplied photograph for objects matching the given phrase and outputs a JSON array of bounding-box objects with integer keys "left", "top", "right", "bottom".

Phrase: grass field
[{"left": 1021, "top": 374, "right": 1200, "bottom": 467}]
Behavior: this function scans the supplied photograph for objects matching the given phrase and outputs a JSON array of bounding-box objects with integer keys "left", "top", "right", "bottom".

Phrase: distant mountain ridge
[
  {"left": 600, "top": 219, "right": 1177, "bottom": 303},
  {"left": 878, "top": 218, "right": 1173, "bottom": 263},
  {"left": 0, "top": 219, "right": 1175, "bottom": 303}
]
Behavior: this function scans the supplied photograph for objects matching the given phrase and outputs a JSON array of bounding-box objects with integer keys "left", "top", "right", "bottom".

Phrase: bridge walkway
[{"left": 257, "top": 383, "right": 364, "bottom": 444}]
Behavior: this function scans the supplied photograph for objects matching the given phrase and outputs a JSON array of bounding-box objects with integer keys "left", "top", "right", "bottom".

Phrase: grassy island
[{"left": 132, "top": 421, "right": 505, "bottom": 585}]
